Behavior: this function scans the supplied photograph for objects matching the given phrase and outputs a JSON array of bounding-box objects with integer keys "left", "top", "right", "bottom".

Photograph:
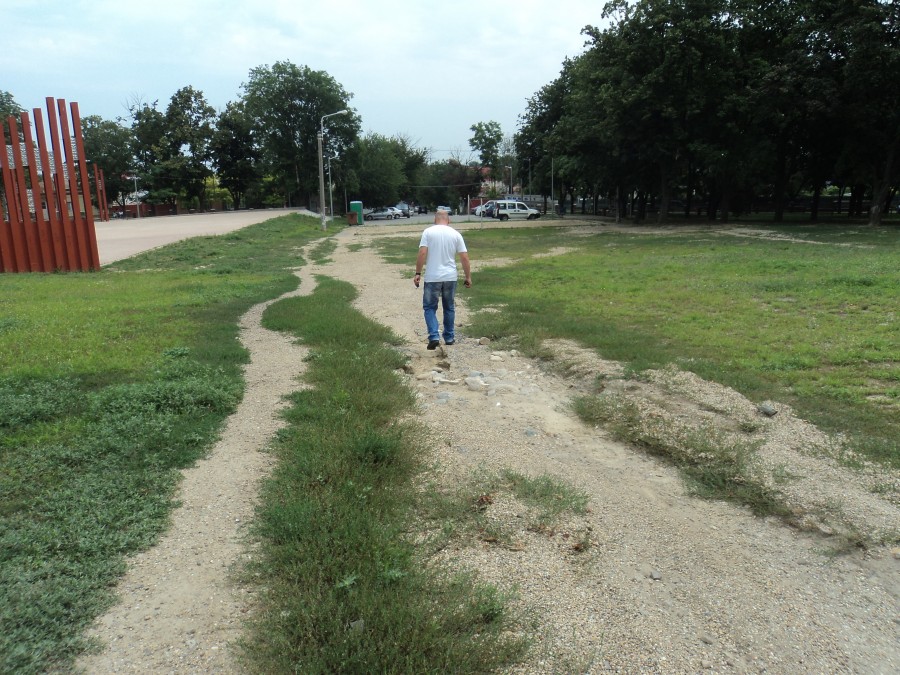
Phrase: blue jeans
[{"left": 422, "top": 281, "right": 457, "bottom": 342}]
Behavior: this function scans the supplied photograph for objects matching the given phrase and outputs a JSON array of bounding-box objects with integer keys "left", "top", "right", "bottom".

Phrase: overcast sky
[{"left": 6, "top": 0, "right": 603, "bottom": 161}]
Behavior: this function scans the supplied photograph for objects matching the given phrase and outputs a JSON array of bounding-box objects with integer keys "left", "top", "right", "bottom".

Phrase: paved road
[
  {"left": 95, "top": 208, "right": 315, "bottom": 265},
  {"left": 95, "top": 208, "right": 548, "bottom": 266}
]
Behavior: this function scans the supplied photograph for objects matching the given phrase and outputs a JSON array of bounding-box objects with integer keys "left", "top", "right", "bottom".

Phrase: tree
[
  {"left": 515, "top": 59, "right": 575, "bottom": 208},
  {"left": 386, "top": 133, "right": 428, "bottom": 202},
  {"left": 211, "top": 101, "right": 261, "bottom": 208},
  {"left": 242, "top": 61, "right": 359, "bottom": 208},
  {"left": 348, "top": 133, "right": 404, "bottom": 207},
  {"left": 80, "top": 115, "right": 134, "bottom": 213},
  {"left": 0, "top": 90, "right": 23, "bottom": 120},
  {"left": 128, "top": 99, "right": 167, "bottom": 206},
  {"left": 832, "top": 0, "right": 900, "bottom": 225},
  {"left": 160, "top": 86, "right": 216, "bottom": 210},
  {"left": 469, "top": 121, "right": 503, "bottom": 181}
]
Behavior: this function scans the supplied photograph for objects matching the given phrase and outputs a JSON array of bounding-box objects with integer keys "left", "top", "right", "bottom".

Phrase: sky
[{"left": 5, "top": 0, "right": 603, "bottom": 161}]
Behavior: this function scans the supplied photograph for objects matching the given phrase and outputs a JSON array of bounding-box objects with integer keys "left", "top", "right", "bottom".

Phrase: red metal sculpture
[{"left": 0, "top": 97, "right": 104, "bottom": 272}]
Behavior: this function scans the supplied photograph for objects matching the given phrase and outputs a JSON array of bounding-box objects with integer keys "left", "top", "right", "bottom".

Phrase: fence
[{"left": 0, "top": 97, "right": 105, "bottom": 272}]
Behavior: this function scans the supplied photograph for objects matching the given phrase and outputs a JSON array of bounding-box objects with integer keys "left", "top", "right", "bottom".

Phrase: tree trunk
[
  {"left": 657, "top": 165, "right": 670, "bottom": 224},
  {"left": 773, "top": 137, "right": 787, "bottom": 223},
  {"left": 810, "top": 183, "right": 822, "bottom": 222},
  {"left": 849, "top": 183, "right": 864, "bottom": 217},
  {"left": 636, "top": 191, "right": 647, "bottom": 221},
  {"left": 868, "top": 144, "right": 896, "bottom": 226},
  {"left": 616, "top": 185, "right": 623, "bottom": 223},
  {"left": 707, "top": 187, "right": 719, "bottom": 221}
]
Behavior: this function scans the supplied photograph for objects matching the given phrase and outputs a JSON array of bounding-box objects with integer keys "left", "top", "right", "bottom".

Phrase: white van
[{"left": 494, "top": 200, "right": 541, "bottom": 221}]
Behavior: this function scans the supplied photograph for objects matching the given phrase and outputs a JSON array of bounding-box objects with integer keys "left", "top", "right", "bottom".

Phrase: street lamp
[
  {"left": 129, "top": 173, "right": 141, "bottom": 219},
  {"left": 327, "top": 153, "right": 338, "bottom": 224},
  {"left": 526, "top": 158, "right": 532, "bottom": 199},
  {"left": 318, "top": 109, "right": 350, "bottom": 230},
  {"left": 505, "top": 165, "right": 512, "bottom": 196}
]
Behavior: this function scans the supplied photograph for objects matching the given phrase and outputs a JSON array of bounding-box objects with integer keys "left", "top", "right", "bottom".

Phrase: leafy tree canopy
[
  {"left": 241, "top": 61, "right": 360, "bottom": 206},
  {"left": 0, "top": 90, "right": 24, "bottom": 120},
  {"left": 469, "top": 120, "right": 503, "bottom": 179},
  {"left": 80, "top": 115, "right": 134, "bottom": 208}
]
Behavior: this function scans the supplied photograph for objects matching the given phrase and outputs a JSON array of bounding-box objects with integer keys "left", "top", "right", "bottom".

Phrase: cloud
[{"left": 6, "top": 0, "right": 600, "bottom": 156}]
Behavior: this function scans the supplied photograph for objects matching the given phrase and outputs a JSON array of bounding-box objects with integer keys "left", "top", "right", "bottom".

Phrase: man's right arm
[
  {"left": 414, "top": 246, "right": 428, "bottom": 287},
  {"left": 459, "top": 251, "right": 471, "bottom": 287}
]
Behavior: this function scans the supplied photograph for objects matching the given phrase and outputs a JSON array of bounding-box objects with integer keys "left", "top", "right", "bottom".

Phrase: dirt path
[
  {"left": 76, "top": 271, "right": 314, "bottom": 673},
  {"left": 80, "top": 222, "right": 898, "bottom": 674}
]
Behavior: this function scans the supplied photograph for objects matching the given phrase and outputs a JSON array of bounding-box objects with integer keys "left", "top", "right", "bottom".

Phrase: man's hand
[
  {"left": 464, "top": 278, "right": 472, "bottom": 288},
  {"left": 414, "top": 273, "right": 421, "bottom": 288}
]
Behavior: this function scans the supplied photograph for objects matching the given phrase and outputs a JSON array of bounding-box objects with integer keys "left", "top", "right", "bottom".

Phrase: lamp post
[
  {"left": 327, "top": 154, "right": 338, "bottom": 223},
  {"left": 505, "top": 165, "right": 512, "bottom": 196},
  {"left": 130, "top": 173, "right": 140, "bottom": 219},
  {"left": 527, "top": 158, "right": 532, "bottom": 199},
  {"left": 318, "top": 109, "right": 350, "bottom": 230}
]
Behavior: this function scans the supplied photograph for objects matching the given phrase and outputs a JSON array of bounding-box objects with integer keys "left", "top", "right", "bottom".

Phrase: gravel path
[{"left": 79, "top": 222, "right": 898, "bottom": 674}]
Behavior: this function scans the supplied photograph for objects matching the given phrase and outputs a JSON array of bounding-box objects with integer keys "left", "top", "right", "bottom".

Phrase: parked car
[
  {"left": 387, "top": 206, "right": 403, "bottom": 219},
  {"left": 474, "top": 200, "right": 495, "bottom": 217},
  {"left": 436, "top": 205, "right": 454, "bottom": 215},
  {"left": 416, "top": 205, "right": 428, "bottom": 214},
  {"left": 494, "top": 200, "right": 540, "bottom": 221},
  {"left": 395, "top": 202, "right": 412, "bottom": 217},
  {"left": 364, "top": 207, "right": 396, "bottom": 221}
]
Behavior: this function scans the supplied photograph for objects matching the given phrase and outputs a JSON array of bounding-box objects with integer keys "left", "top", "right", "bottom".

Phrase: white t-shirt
[{"left": 419, "top": 224, "right": 467, "bottom": 282}]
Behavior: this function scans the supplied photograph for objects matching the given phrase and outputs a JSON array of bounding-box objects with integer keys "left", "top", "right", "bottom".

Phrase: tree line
[
  {"left": 514, "top": 0, "right": 899, "bottom": 225},
  {"left": 2, "top": 63, "right": 484, "bottom": 216},
  {"left": 5, "top": 1, "right": 897, "bottom": 223}
]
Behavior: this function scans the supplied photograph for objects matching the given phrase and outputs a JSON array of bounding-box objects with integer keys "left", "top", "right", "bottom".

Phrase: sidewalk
[{"left": 95, "top": 208, "right": 317, "bottom": 265}]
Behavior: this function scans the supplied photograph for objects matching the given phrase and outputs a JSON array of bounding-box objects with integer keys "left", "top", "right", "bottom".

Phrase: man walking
[{"left": 413, "top": 209, "right": 472, "bottom": 349}]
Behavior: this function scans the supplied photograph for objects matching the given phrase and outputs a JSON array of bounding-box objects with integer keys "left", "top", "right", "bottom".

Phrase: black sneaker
[
  {"left": 427, "top": 340, "right": 440, "bottom": 350},
  {"left": 444, "top": 340, "right": 455, "bottom": 346}
]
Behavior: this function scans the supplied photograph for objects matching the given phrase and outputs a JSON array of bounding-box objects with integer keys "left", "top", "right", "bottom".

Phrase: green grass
[
  {"left": 242, "top": 277, "right": 526, "bottom": 673},
  {"left": 379, "top": 224, "right": 899, "bottom": 469},
  {"left": 0, "top": 213, "right": 331, "bottom": 674}
]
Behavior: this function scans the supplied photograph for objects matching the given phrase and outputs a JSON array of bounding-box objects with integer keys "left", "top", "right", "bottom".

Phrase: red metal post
[
  {"left": 33, "top": 107, "right": 68, "bottom": 271},
  {"left": 96, "top": 166, "right": 108, "bottom": 222},
  {"left": 57, "top": 99, "right": 90, "bottom": 271},
  {"left": 0, "top": 117, "right": 21, "bottom": 272},
  {"left": 70, "top": 102, "right": 100, "bottom": 268},
  {"left": 8, "top": 117, "right": 39, "bottom": 271},
  {"left": 20, "top": 111, "right": 54, "bottom": 272},
  {"left": 45, "top": 98, "right": 79, "bottom": 270}
]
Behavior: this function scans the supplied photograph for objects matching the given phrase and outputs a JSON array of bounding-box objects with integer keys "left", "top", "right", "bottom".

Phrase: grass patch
[
  {"left": 241, "top": 276, "right": 526, "bottom": 673},
  {"left": 419, "top": 467, "right": 590, "bottom": 552},
  {"left": 0, "top": 213, "right": 331, "bottom": 674},
  {"left": 377, "top": 224, "right": 899, "bottom": 469},
  {"left": 308, "top": 237, "right": 339, "bottom": 264}
]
